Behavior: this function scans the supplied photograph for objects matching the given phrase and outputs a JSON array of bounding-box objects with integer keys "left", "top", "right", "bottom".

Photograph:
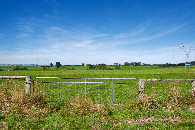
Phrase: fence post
[
  {"left": 32, "top": 80, "right": 35, "bottom": 93},
  {"left": 25, "top": 76, "right": 31, "bottom": 95},
  {"left": 85, "top": 78, "right": 86, "bottom": 99},
  {"left": 138, "top": 78, "right": 145, "bottom": 99},
  {"left": 59, "top": 77, "right": 61, "bottom": 95},
  {"left": 192, "top": 81, "right": 195, "bottom": 97},
  {"left": 112, "top": 78, "right": 114, "bottom": 103}
]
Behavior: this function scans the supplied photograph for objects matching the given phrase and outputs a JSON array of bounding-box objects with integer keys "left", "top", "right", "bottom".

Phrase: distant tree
[
  {"left": 124, "top": 62, "right": 129, "bottom": 66},
  {"left": 89, "top": 65, "right": 95, "bottom": 69},
  {"left": 56, "top": 62, "right": 61, "bottom": 69},
  {"left": 43, "top": 66, "right": 49, "bottom": 70},
  {"left": 98, "top": 63, "right": 106, "bottom": 67},
  {"left": 23, "top": 67, "right": 28, "bottom": 70},
  {"left": 95, "top": 65, "right": 112, "bottom": 70},
  {"left": 50, "top": 63, "right": 53, "bottom": 67},
  {"left": 82, "top": 63, "right": 85, "bottom": 66},
  {"left": 0, "top": 67, "right": 4, "bottom": 71},
  {"left": 13, "top": 67, "right": 28, "bottom": 71},
  {"left": 114, "top": 63, "right": 120, "bottom": 69},
  {"left": 114, "top": 63, "right": 118, "bottom": 66},
  {"left": 13, "top": 67, "right": 20, "bottom": 70}
]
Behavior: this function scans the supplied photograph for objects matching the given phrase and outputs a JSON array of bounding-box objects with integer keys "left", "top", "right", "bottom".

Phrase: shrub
[
  {"left": 13, "top": 67, "right": 28, "bottom": 71},
  {"left": 95, "top": 65, "right": 112, "bottom": 70}
]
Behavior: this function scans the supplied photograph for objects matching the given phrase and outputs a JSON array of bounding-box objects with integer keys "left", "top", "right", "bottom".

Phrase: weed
[
  {"left": 68, "top": 95, "right": 106, "bottom": 115},
  {"left": 0, "top": 79, "right": 48, "bottom": 119}
]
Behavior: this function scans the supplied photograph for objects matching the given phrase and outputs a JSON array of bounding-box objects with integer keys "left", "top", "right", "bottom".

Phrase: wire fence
[
  {"left": 34, "top": 77, "right": 138, "bottom": 104},
  {"left": 0, "top": 78, "right": 26, "bottom": 90},
  {"left": 142, "top": 79, "right": 195, "bottom": 100},
  {"left": 1, "top": 76, "right": 194, "bottom": 105}
]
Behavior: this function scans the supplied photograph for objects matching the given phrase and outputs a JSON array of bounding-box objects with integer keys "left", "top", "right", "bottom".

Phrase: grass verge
[{"left": 0, "top": 78, "right": 194, "bottom": 129}]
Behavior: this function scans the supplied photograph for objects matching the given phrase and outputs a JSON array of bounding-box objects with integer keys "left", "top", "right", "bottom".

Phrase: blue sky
[{"left": 0, "top": 0, "right": 195, "bottom": 65}]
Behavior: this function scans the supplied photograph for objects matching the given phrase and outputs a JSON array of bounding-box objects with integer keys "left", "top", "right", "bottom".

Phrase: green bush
[{"left": 13, "top": 67, "right": 28, "bottom": 70}]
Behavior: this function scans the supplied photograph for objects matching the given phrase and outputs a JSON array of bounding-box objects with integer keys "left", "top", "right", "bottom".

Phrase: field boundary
[
  {"left": 0, "top": 76, "right": 31, "bottom": 95},
  {"left": 138, "top": 78, "right": 195, "bottom": 98},
  {"left": 1, "top": 76, "right": 194, "bottom": 101},
  {"left": 35, "top": 77, "right": 137, "bottom": 103}
]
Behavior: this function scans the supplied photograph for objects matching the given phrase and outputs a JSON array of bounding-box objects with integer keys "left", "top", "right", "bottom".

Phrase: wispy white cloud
[
  {"left": 2, "top": 17, "right": 192, "bottom": 65},
  {"left": 1, "top": 41, "right": 194, "bottom": 65},
  {"left": 16, "top": 16, "right": 47, "bottom": 39},
  {"left": 16, "top": 33, "right": 29, "bottom": 39},
  {"left": 113, "top": 22, "right": 188, "bottom": 45},
  {"left": 1, "top": 0, "right": 195, "bottom": 65},
  {"left": 17, "top": 18, "right": 34, "bottom": 33}
]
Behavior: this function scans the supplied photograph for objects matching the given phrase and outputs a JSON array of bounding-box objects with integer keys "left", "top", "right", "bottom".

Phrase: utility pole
[{"left": 180, "top": 43, "right": 195, "bottom": 70}]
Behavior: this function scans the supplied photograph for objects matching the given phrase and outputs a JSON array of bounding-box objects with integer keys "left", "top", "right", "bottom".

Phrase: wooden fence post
[
  {"left": 138, "top": 78, "right": 145, "bottom": 99},
  {"left": 192, "top": 81, "right": 195, "bottom": 97},
  {"left": 25, "top": 76, "right": 31, "bottom": 95}
]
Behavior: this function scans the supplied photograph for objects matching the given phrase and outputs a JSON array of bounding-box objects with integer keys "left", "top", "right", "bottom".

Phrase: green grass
[
  {"left": 0, "top": 66, "right": 194, "bottom": 129},
  {"left": 0, "top": 66, "right": 195, "bottom": 79}
]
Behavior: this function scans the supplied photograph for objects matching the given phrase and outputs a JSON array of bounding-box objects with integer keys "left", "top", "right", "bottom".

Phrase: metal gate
[{"left": 34, "top": 77, "right": 138, "bottom": 104}]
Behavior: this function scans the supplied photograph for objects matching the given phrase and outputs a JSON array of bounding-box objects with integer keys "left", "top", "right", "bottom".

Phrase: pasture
[{"left": 0, "top": 66, "right": 194, "bottom": 129}]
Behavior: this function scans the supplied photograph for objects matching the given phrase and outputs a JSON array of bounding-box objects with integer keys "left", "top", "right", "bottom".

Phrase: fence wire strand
[
  {"left": 34, "top": 78, "right": 139, "bottom": 104},
  {"left": 144, "top": 80, "right": 192, "bottom": 99}
]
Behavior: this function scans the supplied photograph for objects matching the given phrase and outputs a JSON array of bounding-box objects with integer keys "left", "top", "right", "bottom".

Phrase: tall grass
[
  {"left": 0, "top": 79, "right": 48, "bottom": 119},
  {"left": 0, "top": 78, "right": 194, "bottom": 129}
]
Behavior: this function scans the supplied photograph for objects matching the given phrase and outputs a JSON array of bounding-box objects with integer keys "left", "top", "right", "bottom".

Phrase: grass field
[{"left": 0, "top": 66, "right": 195, "bottom": 129}]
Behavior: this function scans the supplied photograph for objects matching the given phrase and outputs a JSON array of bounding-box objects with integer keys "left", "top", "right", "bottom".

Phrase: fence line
[
  {"left": 34, "top": 77, "right": 137, "bottom": 103},
  {"left": 36, "top": 77, "right": 137, "bottom": 80},
  {"left": 1, "top": 76, "right": 194, "bottom": 101},
  {"left": 143, "top": 78, "right": 195, "bottom": 82},
  {"left": 138, "top": 78, "right": 195, "bottom": 98},
  {"left": 37, "top": 82, "right": 105, "bottom": 84},
  {"left": 0, "top": 76, "right": 31, "bottom": 95}
]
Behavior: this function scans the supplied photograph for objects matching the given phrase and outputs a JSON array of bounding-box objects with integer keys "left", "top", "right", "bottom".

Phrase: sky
[{"left": 0, "top": 0, "right": 195, "bottom": 65}]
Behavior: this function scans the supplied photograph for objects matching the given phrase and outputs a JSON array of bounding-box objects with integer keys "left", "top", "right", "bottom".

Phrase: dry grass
[
  {"left": 1, "top": 79, "right": 193, "bottom": 117},
  {"left": 135, "top": 81, "right": 195, "bottom": 111},
  {"left": 125, "top": 116, "right": 182, "bottom": 125},
  {"left": 0, "top": 79, "right": 194, "bottom": 129},
  {"left": 0, "top": 79, "right": 48, "bottom": 118},
  {"left": 68, "top": 95, "right": 106, "bottom": 114}
]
